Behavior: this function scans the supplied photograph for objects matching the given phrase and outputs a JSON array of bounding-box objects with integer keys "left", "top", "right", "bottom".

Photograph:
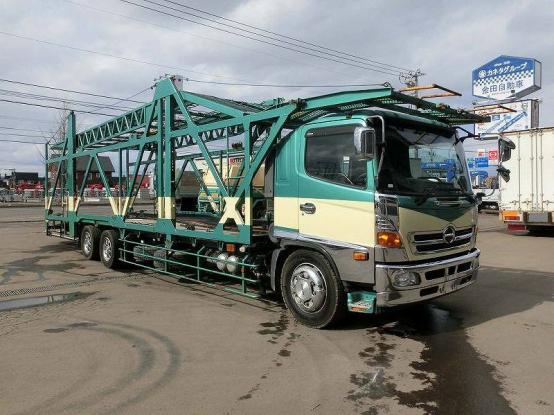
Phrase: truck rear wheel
[
  {"left": 81, "top": 225, "right": 100, "bottom": 260},
  {"left": 280, "top": 250, "right": 346, "bottom": 328},
  {"left": 100, "top": 230, "right": 120, "bottom": 269}
]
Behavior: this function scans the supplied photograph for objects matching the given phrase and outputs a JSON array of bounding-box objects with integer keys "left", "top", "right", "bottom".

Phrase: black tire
[
  {"left": 280, "top": 249, "right": 346, "bottom": 329},
  {"left": 81, "top": 225, "right": 100, "bottom": 260},
  {"left": 99, "top": 229, "right": 120, "bottom": 269}
]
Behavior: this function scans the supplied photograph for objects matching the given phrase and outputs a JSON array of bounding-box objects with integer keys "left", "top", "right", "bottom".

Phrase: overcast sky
[{"left": 0, "top": 0, "right": 552, "bottom": 173}]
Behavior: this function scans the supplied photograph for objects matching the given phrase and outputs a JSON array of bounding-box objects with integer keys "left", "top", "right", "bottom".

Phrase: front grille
[
  {"left": 425, "top": 268, "right": 445, "bottom": 280},
  {"left": 424, "top": 261, "right": 473, "bottom": 281},
  {"left": 411, "top": 227, "right": 474, "bottom": 254},
  {"left": 420, "top": 286, "right": 439, "bottom": 296}
]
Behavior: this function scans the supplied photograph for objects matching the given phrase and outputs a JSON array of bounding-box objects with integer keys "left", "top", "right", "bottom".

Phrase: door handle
[{"left": 300, "top": 202, "right": 316, "bottom": 214}]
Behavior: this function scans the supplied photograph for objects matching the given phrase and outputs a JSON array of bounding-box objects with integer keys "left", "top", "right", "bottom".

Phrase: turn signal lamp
[
  {"left": 377, "top": 231, "right": 402, "bottom": 248},
  {"left": 352, "top": 251, "right": 369, "bottom": 261},
  {"left": 504, "top": 216, "right": 520, "bottom": 221},
  {"left": 502, "top": 210, "right": 520, "bottom": 222}
]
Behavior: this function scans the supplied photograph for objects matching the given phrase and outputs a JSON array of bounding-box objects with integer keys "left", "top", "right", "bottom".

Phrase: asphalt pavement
[{"left": 0, "top": 208, "right": 552, "bottom": 415}]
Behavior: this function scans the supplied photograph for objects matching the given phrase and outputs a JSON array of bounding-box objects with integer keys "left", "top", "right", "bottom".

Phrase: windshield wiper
[
  {"left": 463, "top": 192, "right": 478, "bottom": 204},
  {"left": 415, "top": 187, "right": 474, "bottom": 205},
  {"left": 414, "top": 187, "right": 435, "bottom": 205}
]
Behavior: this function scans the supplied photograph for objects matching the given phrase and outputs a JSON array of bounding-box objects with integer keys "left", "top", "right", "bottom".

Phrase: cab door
[{"left": 298, "top": 123, "right": 375, "bottom": 248}]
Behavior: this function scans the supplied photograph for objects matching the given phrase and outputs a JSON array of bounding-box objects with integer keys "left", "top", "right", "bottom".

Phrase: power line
[
  {"left": 0, "top": 30, "right": 391, "bottom": 89},
  {"left": 0, "top": 88, "right": 135, "bottom": 111},
  {"left": 0, "top": 88, "right": 134, "bottom": 112},
  {"left": 0, "top": 114, "right": 57, "bottom": 124},
  {"left": 0, "top": 85, "right": 153, "bottom": 117},
  {"left": 61, "top": 0, "right": 357, "bottom": 80},
  {"left": 91, "top": 87, "right": 152, "bottom": 112},
  {"left": 136, "top": 0, "right": 404, "bottom": 74},
  {"left": 148, "top": 0, "right": 400, "bottom": 73},
  {"left": 0, "top": 132, "right": 47, "bottom": 138},
  {"left": 185, "top": 78, "right": 386, "bottom": 88},
  {"left": 0, "top": 98, "right": 117, "bottom": 116},
  {"left": 0, "top": 79, "right": 153, "bottom": 129},
  {"left": 120, "top": 0, "right": 400, "bottom": 76},
  {"left": 162, "top": 0, "right": 412, "bottom": 73},
  {"left": 0, "top": 78, "right": 146, "bottom": 104},
  {"left": 0, "top": 139, "right": 46, "bottom": 145},
  {"left": 0, "top": 126, "right": 47, "bottom": 133},
  {"left": 0, "top": 30, "right": 244, "bottom": 82},
  {"left": 155, "top": 0, "right": 412, "bottom": 73}
]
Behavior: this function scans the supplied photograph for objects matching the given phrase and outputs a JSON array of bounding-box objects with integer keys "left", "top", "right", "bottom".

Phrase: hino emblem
[{"left": 442, "top": 226, "right": 456, "bottom": 244}]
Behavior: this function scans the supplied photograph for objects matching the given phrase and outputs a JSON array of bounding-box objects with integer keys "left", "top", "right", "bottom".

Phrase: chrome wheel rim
[
  {"left": 83, "top": 232, "right": 92, "bottom": 255},
  {"left": 290, "top": 263, "right": 326, "bottom": 313},
  {"left": 102, "top": 237, "right": 112, "bottom": 261}
]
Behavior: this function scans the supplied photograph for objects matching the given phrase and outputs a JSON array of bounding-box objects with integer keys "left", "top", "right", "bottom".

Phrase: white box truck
[{"left": 499, "top": 127, "right": 554, "bottom": 232}]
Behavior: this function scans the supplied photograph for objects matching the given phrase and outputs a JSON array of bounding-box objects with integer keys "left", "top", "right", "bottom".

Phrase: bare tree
[
  {"left": 39, "top": 104, "right": 84, "bottom": 159},
  {"left": 47, "top": 104, "right": 71, "bottom": 145}
]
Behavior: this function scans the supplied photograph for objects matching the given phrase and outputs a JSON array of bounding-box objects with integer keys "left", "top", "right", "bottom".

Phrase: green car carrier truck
[{"left": 45, "top": 76, "right": 486, "bottom": 328}]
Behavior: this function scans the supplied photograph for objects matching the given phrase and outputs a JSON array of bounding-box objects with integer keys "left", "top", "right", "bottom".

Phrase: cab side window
[{"left": 305, "top": 126, "right": 367, "bottom": 188}]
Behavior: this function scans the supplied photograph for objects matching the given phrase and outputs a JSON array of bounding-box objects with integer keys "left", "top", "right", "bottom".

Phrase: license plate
[{"left": 527, "top": 212, "right": 550, "bottom": 223}]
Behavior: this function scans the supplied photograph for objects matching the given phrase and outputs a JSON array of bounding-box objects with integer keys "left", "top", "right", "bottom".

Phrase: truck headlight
[{"left": 391, "top": 270, "right": 420, "bottom": 287}]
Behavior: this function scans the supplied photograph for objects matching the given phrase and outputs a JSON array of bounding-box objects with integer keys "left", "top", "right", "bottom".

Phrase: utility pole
[
  {"left": 0, "top": 168, "right": 15, "bottom": 187},
  {"left": 1, "top": 168, "right": 16, "bottom": 189},
  {"left": 399, "top": 69, "right": 425, "bottom": 97}
]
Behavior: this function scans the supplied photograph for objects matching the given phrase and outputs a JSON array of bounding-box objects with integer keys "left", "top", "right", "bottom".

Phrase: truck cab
[{"left": 270, "top": 110, "right": 480, "bottom": 326}]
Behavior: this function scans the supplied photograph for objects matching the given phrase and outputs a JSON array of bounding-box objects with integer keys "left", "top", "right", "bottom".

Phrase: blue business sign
[
  {"left": 474, "top": 157, "right": 489, "bottom": 168},
  {"left": 421, "top": 159, "right": 456, "bottom": 181},
  {"left": 472, "top": 55, "right": 541, "bottom": 100},
  {"left": 470, "top": 170, "right": 488, "bottom": 178},
  {"left": 420, "top": 159, "right": 456, "bottom": 170}
]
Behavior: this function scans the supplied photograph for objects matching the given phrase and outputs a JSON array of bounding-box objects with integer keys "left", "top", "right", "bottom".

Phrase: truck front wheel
[
  {"left": 100, "top": 230, "right": 120, "bottom": 269},
  {"left": 280, "top": 250, "right": 346, "bottom": 328}
]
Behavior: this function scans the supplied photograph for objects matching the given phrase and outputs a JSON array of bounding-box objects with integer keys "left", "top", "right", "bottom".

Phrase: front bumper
[{"left": 375, "top": 249, "right": 479, "bottom": 307}]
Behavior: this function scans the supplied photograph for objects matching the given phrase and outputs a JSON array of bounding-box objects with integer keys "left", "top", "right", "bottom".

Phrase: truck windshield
[{"left": 377, "top": 125, "right": 471, "bottom": 197}]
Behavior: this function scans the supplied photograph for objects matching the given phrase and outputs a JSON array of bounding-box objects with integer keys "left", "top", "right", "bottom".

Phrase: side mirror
[
  {"left": 499, "top": 137, "right": 516, "bottom": 162},
  {"left": 475, "top": 192, "right": 485, "bottom": 205},
  {"left": 497, "top": 165, "right": 511, "bottom": 182},
  {"left": 354, "top": 127, "right": 376, "bottom": 160}
]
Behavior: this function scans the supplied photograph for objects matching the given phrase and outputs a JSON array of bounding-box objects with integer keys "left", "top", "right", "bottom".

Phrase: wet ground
[{"left": 0, "top": 208, "right": 552, "bottom": 415}]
